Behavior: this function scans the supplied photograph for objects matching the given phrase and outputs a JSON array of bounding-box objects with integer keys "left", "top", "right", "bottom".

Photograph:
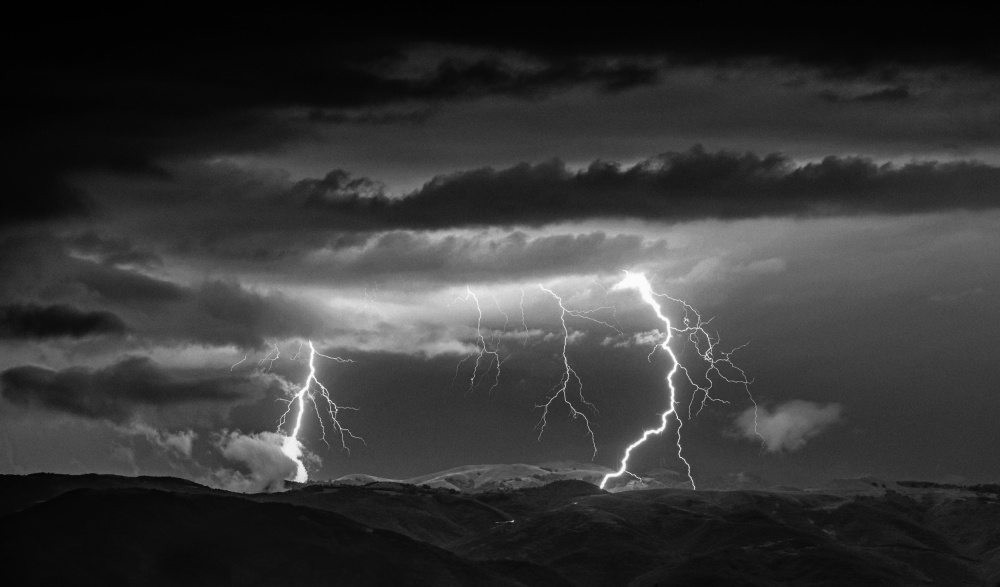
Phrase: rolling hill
[{"left": 1, "top": 469, "right": 998, "bottom": 586}]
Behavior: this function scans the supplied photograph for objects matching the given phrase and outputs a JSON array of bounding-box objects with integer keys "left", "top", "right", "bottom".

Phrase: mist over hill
[{"left": 2, "top": 468, "right": 998, "bottom": 586}]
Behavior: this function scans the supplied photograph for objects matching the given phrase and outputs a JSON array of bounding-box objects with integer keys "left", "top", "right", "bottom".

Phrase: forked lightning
[
  {"left": 275, "top": 340, "right": 362, "bottom": 482},
  {"left": 600, "top": 271, "right": 761, "bottom": 490}
]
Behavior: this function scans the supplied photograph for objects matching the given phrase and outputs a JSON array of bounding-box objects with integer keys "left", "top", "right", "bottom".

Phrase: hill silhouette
[{"left": 1, "top": 471, "right": 998, "bottom": 586}]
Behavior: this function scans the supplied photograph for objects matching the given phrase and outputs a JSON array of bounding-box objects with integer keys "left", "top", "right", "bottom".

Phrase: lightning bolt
[
  {"left": 493, "top": 295, "right": 510, "bottom": 335},
  {"left": 230, "top": 353, "right": 248, "bottom": 371},
  {"left": 599, "top": 271, "right": 761, "bottom": 491},
  {"left": 535, "top": 284, "right": 621, "bottom": 459},
  {"left": 452, "top": 287, "right": 503, "bottom": 394},
  {"left": 276, "top": 340, "right": 362, "bottom": 482},
  {"left": 257, "top": 342, "right": 280, "bottom": 372}
]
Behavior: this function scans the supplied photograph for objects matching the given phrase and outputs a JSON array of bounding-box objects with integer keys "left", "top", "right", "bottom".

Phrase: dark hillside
[{"left": 1, "top": 474, "right": 997, "bottom": 586}]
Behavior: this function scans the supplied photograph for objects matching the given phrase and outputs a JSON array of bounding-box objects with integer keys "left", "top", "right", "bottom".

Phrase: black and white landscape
[
  {"left": 2, "top": 9, "right": 999, "bottom": 586},
  {"left": 3, "top": 469, "right": 999, "bottom": 586}
]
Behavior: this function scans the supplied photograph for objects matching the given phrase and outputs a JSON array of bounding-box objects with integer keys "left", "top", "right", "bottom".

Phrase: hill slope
[{"left": 1, "top": 472, "right": 998, "bottom": 586}]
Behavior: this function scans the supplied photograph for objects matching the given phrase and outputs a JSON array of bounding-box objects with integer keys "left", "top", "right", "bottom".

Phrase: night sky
[{"left": 3, "top": 15, "right": 998, "bottom": 491}]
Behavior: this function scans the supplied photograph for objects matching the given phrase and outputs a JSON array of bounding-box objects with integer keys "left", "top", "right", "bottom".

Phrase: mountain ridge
[{"left": 2, "top": 470, "right": 998, "bottom": 585}]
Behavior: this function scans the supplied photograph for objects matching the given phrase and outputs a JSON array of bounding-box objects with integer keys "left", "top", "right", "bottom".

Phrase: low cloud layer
[
  {"left": 0, "top": 234, "right": 333, "bottom": 349},
  {"left": 736, "top": 400, "right": 843, "bottom": 452},
  {"left": 12, "top": 16, "right": 992, "bottom": 227},
  {"left": 0, "top": 303, "right": 127, "bottom": 339},
  {"left": 303, "top": 148, "right": 1000, "bottom": 229},
  {"left": 283, "top": 231, "right": 668, "bottom": 284},
  {"left": 0, "top": 357, "right": 284, "bottom": 424},
  {"left": 67, "top": 148, "right": 1000, "bottom": 280}
]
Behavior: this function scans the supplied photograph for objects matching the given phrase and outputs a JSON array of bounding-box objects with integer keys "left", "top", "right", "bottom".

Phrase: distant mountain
[
  {"left": 2, "top": 471, "right": 998, "bottom": 586},
  {"left": 329, "top": 462, "right": 613, "bottom": 493}
]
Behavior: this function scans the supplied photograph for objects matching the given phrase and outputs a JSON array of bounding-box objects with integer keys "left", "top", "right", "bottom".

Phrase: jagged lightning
[
  {"left": 493, "top": 295, "right": 510, "bottom": 334},
  {"left": 452, "top": 287, "right": 503, "bottom": 394},
  {"left": 230, "top": 353, "right": 248, "bottom": 371},
  {"left": 276, "top": 340, "right": 362, "bottom": 482},
  {"left": 258, "top": 342, "right": 280, "bottom": 372},
  {"left": 599, "top": 271, "right": 761, "bottom": 490},
  {"left": 535, "top": 284, "right": 622, "bottom": 459}
]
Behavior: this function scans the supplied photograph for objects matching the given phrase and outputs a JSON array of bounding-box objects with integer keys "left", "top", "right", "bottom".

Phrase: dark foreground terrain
[{"left": 1, "top": 473, "right": 998, "bottom": 586}]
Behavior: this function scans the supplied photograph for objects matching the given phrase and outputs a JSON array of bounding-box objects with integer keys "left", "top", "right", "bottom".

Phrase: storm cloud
[
  {"left": 7, "top": 14, "right": 997, "bottom": 229},
  {"left": 280, "top": 231, "right": 669, "bottom": 284},
  {"left": 0, "top": 304, "right": 127, "bottom": 339},
  {"left": 302, "top": 148, "right": 1000, "bottom": 229},
  {"left": 85, "top": 148, "right": 1000, "bottom": 274},
  {"left": 0, "top": 234, "right": 333, "bottom": 349},
  {"left": 3, "top": 13, "right": 999, "bottom": 488},
  {"left": 0, "top": 357, "right": 285, "bottom": 424}
]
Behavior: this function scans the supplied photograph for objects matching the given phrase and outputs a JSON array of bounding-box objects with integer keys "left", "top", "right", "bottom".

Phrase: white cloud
[
  {"left": 735, "top": 400, "right": 842, "bottom": 452},
  {"left": 543, "top": 330, "right": 586, "bottom": 345},
  {"left": 211, "top": 430, "right": 312, "bottom": 493},
  {"left": 603, "top": 329, "right": 663, "bottom": 349}
]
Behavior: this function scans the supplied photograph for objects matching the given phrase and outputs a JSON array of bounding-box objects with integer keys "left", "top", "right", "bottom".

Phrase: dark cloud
[
  {"left": 6, "top": 14, "right": 996, "bottom": 228},
  {"left": 70, "top": 271, "right": 328, "bottom": 350},
  {"left": 301, "top": 147, "right": 1000, "bottom": 229},
  {"left": 74, "top": 264, "right": 188, "bottom": 305},
  {"left": 0, "top": 234, "right": 329, "bottom": 349},
  {"left": 307, "top": 107, "right": 436, "bottom": 125},
  {"left": 4, "top": 24, "right": 664, "bottom": 229},
  {"left": 294, "top": 170, "right": 387, "bottom": 206},
  {"left": 423, "top": 11, "right": 999, "bottom": 75},
  {"left": 68, "top": 148, "right": 1000, "bottom": 277},
  {"left": 413, "top": 57, "right": 662, "bottom": 98},
  {"left": 184, "top": 281, "right": 328, "bottom": 349},
  {"left": 0, "top": 357, "right": 278, "bottom": 423},
  {"left": 0, "top": 304, "right": 127, "bottom": 340},
  {"left": 0, "top": 233, "right": 184, "bottom": 306},
  {"left": 0, "top": 176, "right": 91, "bottom": 228}
]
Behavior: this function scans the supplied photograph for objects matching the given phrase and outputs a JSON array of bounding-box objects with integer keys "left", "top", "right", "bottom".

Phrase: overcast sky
[{"left": 2, "top": 15, "right": 998, "bottom": 489}]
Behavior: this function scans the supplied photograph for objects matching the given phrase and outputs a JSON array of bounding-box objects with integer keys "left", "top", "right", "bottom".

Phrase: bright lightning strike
[
  {"left": 599, "top": 271, "right": 761, "bottom": 491},
  {"left": 276, "top": 340, "right": 363, "bottom": 482}
]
